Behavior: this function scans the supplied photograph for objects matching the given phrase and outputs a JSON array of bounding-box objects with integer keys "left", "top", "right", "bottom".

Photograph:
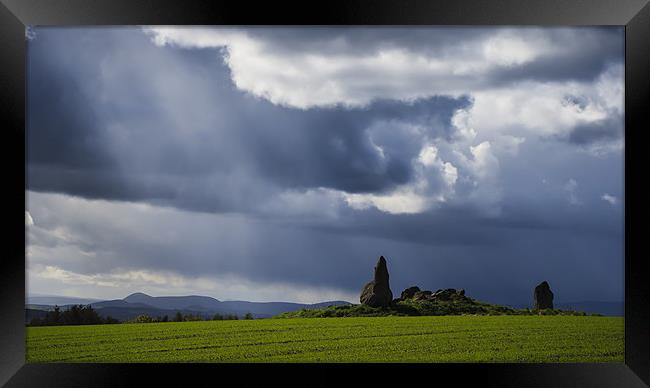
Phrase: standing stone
[
  {"left": 360, "top": 256, "right": 393, "bottom": 307},
  {"left": 533, "top": 281, "right": 554, "bottom": 309}
]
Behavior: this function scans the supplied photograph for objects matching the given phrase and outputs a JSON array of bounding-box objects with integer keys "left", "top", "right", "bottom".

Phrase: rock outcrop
[
  {"left": 360, "top": 256, "right": 393, "bottom": 307},
  {"left": 533, "top": 281, "right": 554, "bottom": 309},
  {"left": 398, "top": 286, "right": 469, "bottom": 303},
  {"left": 400, "top": 286, "right": 421, "bottom": 300},
  {"left": 413, "top": 290, "right": 433, "bottom": 300}
]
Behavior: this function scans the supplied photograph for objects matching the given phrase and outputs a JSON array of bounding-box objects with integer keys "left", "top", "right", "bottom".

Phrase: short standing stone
[
  {"left": 533, "top": 281, "right": 554, "bottom": 309},
  {"left": 360, "top": 256, "right": 393, "bottom": 307}
]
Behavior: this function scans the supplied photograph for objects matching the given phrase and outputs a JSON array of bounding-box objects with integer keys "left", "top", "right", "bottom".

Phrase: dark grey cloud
[
  {"left": 564, "top": 117, "right": 625, "bottom": 146},
  {"left": 27, "top": 60, "right": 115, "bottom": 170},
  {"left": 27, "top": 27, "right": 470, "bottom": 212},
  {"left": 27, "top": 189, "right": 623, "bottom": 305}
]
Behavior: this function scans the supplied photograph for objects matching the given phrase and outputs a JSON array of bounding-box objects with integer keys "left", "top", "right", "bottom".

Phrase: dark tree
[
  {"left": 49, "top": 305, "right": 62, "bottom": 325},
  {"left": 29, "top": 317, "right": 43, "bottom": 326},
  {"left": 29, "top": 305, "right": 111, "bottom": 326},
  {"left": 60, "top": 305, "right": 102, "bottom": 325}
]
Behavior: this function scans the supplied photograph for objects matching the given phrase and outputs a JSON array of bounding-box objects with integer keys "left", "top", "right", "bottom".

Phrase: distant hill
[
  {"left": 27, "top": 295, "right": 104, "bottom": 306},
  {"left": 123, "top": 293, "right": 223, "bottom": 311},
  {"left": 25, "top": 292, "right": 352, "bottom": 322},
  {"left": 90, "top": 299, "right": 159, "bottom": 309},
  {"left": 119, "top": 293, "right": 349, "bottom": 317},
  {"left": 26, "top": 304, "right": 57, "bottom": 311}
]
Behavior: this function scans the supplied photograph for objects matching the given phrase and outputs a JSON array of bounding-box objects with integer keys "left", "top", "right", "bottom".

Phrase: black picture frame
[{"left": 1, "top": 0, "right": 648, "bottom": 386}]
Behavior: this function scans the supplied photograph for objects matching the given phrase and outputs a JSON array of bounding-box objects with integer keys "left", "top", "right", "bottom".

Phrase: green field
[{"left": 26, "top": 316, "right": 624, "bottom": 363}]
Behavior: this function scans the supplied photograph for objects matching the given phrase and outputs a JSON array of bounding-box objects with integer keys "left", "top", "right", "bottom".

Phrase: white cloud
[
  {"left": 442, "top": 162, "right": 459, "bottom": 187},
  {"left": 469, "top": 141, "right": 499, "bottom": 180},
  {"left": 333, "top": 136, "right": 513, "bottom": 216},
  {"left": 25, "top": 211, "right": 34, "bottom": 226},
  {"left": 451, "top": 108, "right": 477, "bottom": 141},
  {"left": 342, "top": 143, "right": 462, "bottom": 214},
  {"left": 456, "top": 141, "right": 503, "bottom": 215},
  {"left": 595, "top": 63, "right": 624, "bottom": 114},
  {"left": 482, "top": 30, "right": 550, "bottom": 66},
  {"left": 418, "top": 144, "right": 441, "bottom": 167},
  {"left": 344, "top": 189, "right": 430, "bottom": 215},
  {"left": 601, "top": 193, "right": 619, "bottom": 205},
  {"left": 144, "top": 27, "right": 591, "bottom": 110},
  {"left": 464, "top": 66, "right": 623, "bottom": 143},
  {"left": 493, "top": 135, "right": 526, "bottom": 156}
]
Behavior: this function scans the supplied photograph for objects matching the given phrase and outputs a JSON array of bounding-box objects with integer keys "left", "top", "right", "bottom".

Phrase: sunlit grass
[{"left": 26, "top": 315, "right": 623, "bottom": 363}]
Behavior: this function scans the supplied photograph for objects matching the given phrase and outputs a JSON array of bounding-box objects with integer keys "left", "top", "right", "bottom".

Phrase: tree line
[
  {"left": 128, "top": 311, "right": 254, "bottom": 323},
  {"left": 28, "top": 305, "right": 255, "bottom": 326},
  {"left": 28, "top": 305, "right": 120, "bottom": 326}
]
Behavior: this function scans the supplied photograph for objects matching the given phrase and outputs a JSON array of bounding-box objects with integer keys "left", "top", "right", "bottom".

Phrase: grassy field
[{"left": 26, "top": 316, "right": 624, "bottom": 363}]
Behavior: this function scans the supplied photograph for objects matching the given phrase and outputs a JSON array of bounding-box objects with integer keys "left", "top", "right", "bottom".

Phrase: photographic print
[{"left": 25, "top": 26, "right": 624, "bottom": 363}]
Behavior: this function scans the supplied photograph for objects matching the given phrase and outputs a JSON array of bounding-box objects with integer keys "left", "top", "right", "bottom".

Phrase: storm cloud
[
  {"left": 28, "top": 28, "right": 476, "bottom": 212},
  {"left": 26, "top": 27, "right": 624, "bottom": 305}
]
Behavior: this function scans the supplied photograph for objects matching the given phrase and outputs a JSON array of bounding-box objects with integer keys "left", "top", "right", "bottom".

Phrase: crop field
[{"left": 26, "top": 316, "right": 624, "bottom": 363}]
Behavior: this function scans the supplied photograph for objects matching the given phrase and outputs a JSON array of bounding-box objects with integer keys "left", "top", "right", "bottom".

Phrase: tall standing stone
[
  {"left": 360, "top": 256, "right": 393, "bottom": 307},
  {"left": 533, "top": 281, "right": 554, "bottom": 309}
]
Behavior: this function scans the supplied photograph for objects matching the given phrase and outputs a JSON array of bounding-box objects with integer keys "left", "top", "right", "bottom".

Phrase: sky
[{"left": 25, "top": 27, "right": 624, "bottom": 305}]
